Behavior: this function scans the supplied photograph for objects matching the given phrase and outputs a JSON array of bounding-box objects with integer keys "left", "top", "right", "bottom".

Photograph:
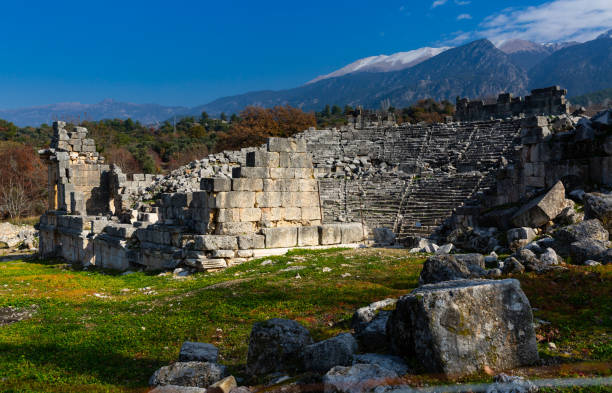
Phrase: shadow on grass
[{"left": 0, "top": 341, "right": 163, "bottom": 390}]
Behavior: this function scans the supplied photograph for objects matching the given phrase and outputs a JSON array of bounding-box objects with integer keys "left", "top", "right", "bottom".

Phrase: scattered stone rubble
[{"left": 0, "top": 222, "right": 37, "bottom": 251}]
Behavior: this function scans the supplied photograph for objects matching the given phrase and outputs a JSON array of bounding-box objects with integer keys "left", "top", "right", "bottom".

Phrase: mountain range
[{"left": 2, "top": 30, "right": 611, "bottom": 127}]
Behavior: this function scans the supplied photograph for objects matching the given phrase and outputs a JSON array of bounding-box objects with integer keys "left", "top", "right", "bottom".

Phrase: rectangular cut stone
[
  {"left": 301, "top": 206, "right": 321, "bottom": 221},
  {"left": 238, "top": 234, "right": 266, "bottom": 249},
  {"left": 267, "top": 137, "right": 305, "bottom": 153},
  {"left": 511, "top": 180, "right": 565, "bottom": 227},
  {"left": 196, "top": 259, "right": 227, "bottom": 270},
  {"left": 261, "top": 207, "right": 282, "bottom": 221},
  {"left": 216, "top": 222, "right": 255, "bottom": 235},
  {"left": 232, "top": 178, "right": 263, "bottom": 192},
  {"left": 201, "top": 178, "right": 231, "bottom": 192},
  {"left": 298, "top": 179, "right": 318, "bottom": 192},
  {"left": 217, "top": 208, "right": 239, "bottom": 223},
  {"left": 194, "top": 235, "right": 238, "bottom": 250},
  {"left": 270, "top": 168, "right": 295, "bottom": 179},
  {"left": 340, "top": 223, "right": 364, "bottom": 243},
  {"left": 256, "top": 192, "right": 281, "bottom": 208},
  {"left": 212, "top": 249, "right": 235, "bottom": 258},
  {"left": 298, "top": 226, "right": 320, "bottom": 246},
  {"left": 263, "top": 179, "right": 299, "bottom": 192},
  {"left": 320, "top": 224, "right": 342, "bottom": 245},
  {"left": 387, "top": 279, "right": 539, "bottom": 376},
  {"left": 262, "top": 227, "right": 298, "bottom": 248},
  {"left": 279, "top": 152, "right": 312, "bottom": 168},
  {"left": 240, "top": 208, "right": 262, "bottom": 222},
  {"left": 293, "top": 168, "right": 314, "bottom": 179},
  {"left": 215, "top": 191, "right": 255, "bottom": 208},
  {"left": 282, "top": 207, "right": 301, "bottom": 221},
  {"left": 300, "top": 192, "right": 320, "bottom": 207},
  {"left": 236, "top": 249, "right": 253, "bottom": 258},
  {"left": 233, "top": 167, "right": 270, "bottom": 179},
  {"left": 246, "top": 151, "right": 279, "bottom": 167}
]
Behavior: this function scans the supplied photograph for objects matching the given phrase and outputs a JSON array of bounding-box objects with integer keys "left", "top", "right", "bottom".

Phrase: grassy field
[{"left": 0, "top": 248, "right": 610, "bottom": 393}]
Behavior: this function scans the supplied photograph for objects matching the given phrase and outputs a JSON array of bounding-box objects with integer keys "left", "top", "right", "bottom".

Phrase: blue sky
[{"left": 0, "top": 0, "right": 610, "bottom": 109}]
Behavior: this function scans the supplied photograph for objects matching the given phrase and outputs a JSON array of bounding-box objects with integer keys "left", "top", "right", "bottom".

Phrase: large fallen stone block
[
  {"left": 387, "top": 279, "right": 539, "bottom": 376},
  {"left": 511, "top": 181, "right": 566, "bottom": 228},
  {"left": 553, "top": 219, "right": 609, "bottom": 256},
  {"left": 149, "top": 361, "right": 226, "bottom": 388},
  {"left": 418, "top": 254, "right": 483, "bottom": 285},
  {"left": 354, "top": 310, "right": 391, "bottom": 353},
  {"left": 302, "top": 333, "right": 358, "bottom": 373},
  {"left": 584, "top": 193, "right": 612, "bottom": 232},
  {"left": 246, "top": 318, "right": 313, "bottom": 375}
]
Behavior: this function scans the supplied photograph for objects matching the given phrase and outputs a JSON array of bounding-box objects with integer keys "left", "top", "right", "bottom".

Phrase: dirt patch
[{"left": 0, "top": 305, "right": 37, "bottom": 326}]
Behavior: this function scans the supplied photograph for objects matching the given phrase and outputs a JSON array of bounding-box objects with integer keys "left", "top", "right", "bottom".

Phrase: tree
[
  {"left": 216, "top": 105, "right": 316, "bottom": 151},
  {"left": 0, "top": 180, "right": 29, "bottom": 219},
  {"left": 331, "top": 105, "right": 342, "bottom": 115},
  {"left": 322, "top": 104, "right": 331, "bottom": 117},
  {"left": 220, "top": 112, "right": 227, "bottom": 121}
]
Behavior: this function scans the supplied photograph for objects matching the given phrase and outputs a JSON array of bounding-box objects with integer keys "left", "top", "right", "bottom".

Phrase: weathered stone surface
[
  {"left": 454, "top": 253, "right": 485, "bottom": 270},
  {"left": 302, "top": 333, "right": 358, "bottom": 373},
  {"left": 554, "top": 219, "right": 609, "bottom": 256},
  {"left": 201, "top": 178, "right": 231, "bottom": 192},
  {"left": 502, "top": 257, "right": 525, "bottom": 274},
  {"left": 149, "top": 361, "right": 226, "bottom": 388},
  {"left": 297, "top": 226, "right": 320, "bottom": 246},
  {"left": 351, "top": 298, "right": 397, "bottom": 332},
  {"left": 539, "top": 247, "right": 560, "bottom": 266},
  {"left": 373, "top": 228, "right": 396, "bottom": 246},
  {"left": 387, "top": 279, "right": 539, "bottom": 376},
  {"left": 507, "top": 227, "right": 538, "bottom": 250},
  {"left": 511, "top": 181, "right": 566, "bottom": 227},
  {"left": 209, "top": 376, "right": 237, "bottom": 393},
  {"left": 355, "top": 310, "right": 391, "bottom": 353},
  {"left": 179, "top": 342, "right": 219, "bottom": 363},
  {"left": 262, "top": 227, "right": 298, "bottom": 248},
  {"left": 340, "top": 223, "right": 365, "bottom": 243},
  {"left": 352, "top": 353, "right": 409, "bottom": 376},
  {"left": 570, "top": 240, "right": 608, "bottom": 264},
  {"left": 246, "top": 318, "right": 313, "bottom": 375},
  {"left": 323, "top": 364, "right": 398, "bottom": 393},
  {"left": 486, "top": 373, "right": 538, "bottom": 393},
  {"left": 237, "top": 234, "right": 265, "bottom": 250},
  {"left": 320, "top": 224, "right": 342, "bottom": 245},
  {"left": 584, "top": 193, "right": 612, "bottom": 232},
  {"left": 418, "top": 254, "right": 482, "bottom": 285},
  {"left": 194, "top": 235, "right": 238, "bottom": 251}
]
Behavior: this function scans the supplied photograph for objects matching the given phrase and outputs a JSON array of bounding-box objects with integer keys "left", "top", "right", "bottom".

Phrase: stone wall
[{"left": 455, "top": 86, "right": 570, "bottom": 122}]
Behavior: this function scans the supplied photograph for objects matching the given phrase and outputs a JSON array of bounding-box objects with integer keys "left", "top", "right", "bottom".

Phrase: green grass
[{"left": 0, "top": 248, "right": 610, "bottom": 392}]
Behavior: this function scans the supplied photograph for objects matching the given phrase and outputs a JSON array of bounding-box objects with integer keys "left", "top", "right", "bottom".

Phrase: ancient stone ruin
[
  {"left": 455, "top": 85, "right": 570, "bottom": 122},
  {"left": 37, "top": 87, "right": 612, "bottom": 272},
  {"left": 38, "top": 124, "right": 366, "bottom": 271}
]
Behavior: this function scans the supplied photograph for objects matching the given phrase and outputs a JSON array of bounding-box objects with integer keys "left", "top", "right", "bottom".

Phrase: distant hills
[
  {"left": 2, "top": 30, "right": 611, "bottom": 127},
  {"left": 0, "top": 99, "right": 188, "bottom": 128}
]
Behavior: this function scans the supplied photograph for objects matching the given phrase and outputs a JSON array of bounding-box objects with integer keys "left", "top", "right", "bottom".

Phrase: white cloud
[
  {"left": 432, "top": 0, "right": 448, "bottom": 8},
  {"left": 449, "top": 0, "right": 612, "bottom": 45},
  {"left": 455, "top": 0, "right": 471, "bottom": 5},
  {"left": 457, "top": 13, "right": 472, "bottom": 20}
]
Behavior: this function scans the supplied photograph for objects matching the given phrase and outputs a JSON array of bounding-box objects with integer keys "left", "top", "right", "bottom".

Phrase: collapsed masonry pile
[
  {"left": 145, "top": 147, "right": 259, "bottom": 195},
  {"left": 38, "top": 130, "right": 367, "bottom": 272}
]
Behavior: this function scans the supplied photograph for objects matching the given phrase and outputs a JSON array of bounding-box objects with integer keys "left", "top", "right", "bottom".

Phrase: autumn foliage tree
[
  {"left": 0, "top": 142, "right": 47, "bottom": 218},
  {"left": 215, "top": 106, "right": 316, "bottom": 151}
]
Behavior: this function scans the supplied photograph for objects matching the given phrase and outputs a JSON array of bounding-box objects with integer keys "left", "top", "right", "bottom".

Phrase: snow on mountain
[
  {"left": 306, "top": 46, "right": 451, "bottom": 84},
  {"left": 498, "top": 39, "right": 549, "bottom": 54}
]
